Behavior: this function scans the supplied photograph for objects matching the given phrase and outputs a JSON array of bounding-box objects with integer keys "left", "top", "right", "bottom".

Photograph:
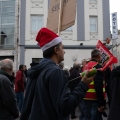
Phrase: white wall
[
  {"left": 25, "top": 0, "right": 104, "bottom": 46},
  {"left": 24, "top": 0, "right": 106, "bottom": 69},
  {"left": 25, "top": 49, "right": 42, "bottom": 68},
  {"left": 85, "top": 0, "right": 103, "bottom": 44},
  {"left": 25, "top": 0, "right": 48, "bottom": 45},
  {"left": 25, "top": 48, "right": 92, "bottom": 69},
  {"left": 64, "top": 49, "right": 91, "bottom": 67}
]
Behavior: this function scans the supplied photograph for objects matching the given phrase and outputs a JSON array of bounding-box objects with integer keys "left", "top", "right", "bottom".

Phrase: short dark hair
[
  {"left": 19, "top": 65, "right": 24, "bottom": 70},
  {"left": 43, "top": 43, "right": 61, "bottom": 58},
  {"left": 91, "top": 49, "right": 101, "bottom": 58}
]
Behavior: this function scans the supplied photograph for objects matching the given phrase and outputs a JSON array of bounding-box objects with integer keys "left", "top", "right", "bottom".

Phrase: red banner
[{"left": 96, "top": 40, "right": 118, "bottom": 71}]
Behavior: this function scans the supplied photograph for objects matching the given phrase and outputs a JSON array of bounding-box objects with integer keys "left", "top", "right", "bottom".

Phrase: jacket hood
[{"left": 27, "top": 58, "right": 56, "bottom": 79}]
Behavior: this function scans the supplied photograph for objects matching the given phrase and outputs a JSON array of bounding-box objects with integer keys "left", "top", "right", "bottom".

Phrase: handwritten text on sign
[
  {"left": 51, "top": 0, "right": 71, "bottom": 13},
  {"left": 47, "top": 0, "right": 77, "bottom": 33}
]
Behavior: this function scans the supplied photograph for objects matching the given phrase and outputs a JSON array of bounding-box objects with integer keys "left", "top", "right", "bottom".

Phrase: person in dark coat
[
  {"left": 59, "top": 62, "right": 70, "bottom": 80},
  {"left": 104, "top": 66, "right": 111, "bottom": 107},
  {"left": 0, "top": 59, "right": 19, "bottom": 120},
  {"left": 69, "top": 62, "right": 81, "bottom": 92},
  {"left": 69, "top": 63, "right": 81, "bottom": 119},
  {"left": 108, "top": 66, "right": 120, "bottom": 120},
  {"left": 20, "top": 28, "right": 94, "bottom": 120},
  {"left": 69, "top": 62, "right": 77, "bottom": 74},
  {"left": 24, "top": 65, "right": 28, "bottom": 78}
]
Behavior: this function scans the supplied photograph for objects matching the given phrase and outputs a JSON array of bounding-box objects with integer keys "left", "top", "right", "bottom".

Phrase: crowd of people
[{"left": 0, "top": 27, "right": 120, "bottom": 120}]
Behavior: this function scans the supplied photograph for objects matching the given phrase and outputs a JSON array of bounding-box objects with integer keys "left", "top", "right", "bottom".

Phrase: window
[
  {"left": 32, "top": 58, "right": 42, "bottom": 63},
  {"left": 31, "top": 15, "right": 43, "bottom": 32},
  {"left": 0, "top": 56, "right": 14, "bottom": 61},
  {"left": 90, "top": 0, "right": 97, "bottom": 2},
  {"left": 1, "top": 13, "right": 15, "bottom": 25},
  {"left": 2, "top": 0, "right": 15, "bottom": 13},
  {"left": 90, "top": 16, "right": 97, "bottom": 32},
  {"left": 0, "top": 1, "right": 1, "bottom": 13},
  {"left": 0, "top": 0, "right": 15, "bottom": 48},
  {"left": 65, "top": 27, "right": 72, "bottom": 31}
]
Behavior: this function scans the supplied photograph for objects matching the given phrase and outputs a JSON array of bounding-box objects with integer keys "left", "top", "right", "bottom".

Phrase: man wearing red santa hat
[{"left": 20, "top": 28, "right": 94, "bottom": 120}]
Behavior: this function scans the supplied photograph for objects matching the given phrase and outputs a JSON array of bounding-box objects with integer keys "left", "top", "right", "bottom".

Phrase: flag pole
[{"left": 58, "top": 0, "right": 63, "bottom": 35}]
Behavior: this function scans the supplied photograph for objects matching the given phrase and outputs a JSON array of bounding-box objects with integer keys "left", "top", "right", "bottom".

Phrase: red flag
[{"left": 96, "top": 40, "right": 118, "bottom": 71}]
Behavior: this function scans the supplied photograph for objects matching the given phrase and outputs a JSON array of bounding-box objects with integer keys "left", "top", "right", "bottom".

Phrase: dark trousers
[
  {"left": 79, "top": 100, "right": 103, "bottom": 120},
  {"left": 16, "top": 92, "right": 24, "bottom": 113}
]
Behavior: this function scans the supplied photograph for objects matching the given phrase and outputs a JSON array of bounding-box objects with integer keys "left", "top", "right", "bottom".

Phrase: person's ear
[{"left": 54, "top": 47, "right": 59, "bottom": 54}]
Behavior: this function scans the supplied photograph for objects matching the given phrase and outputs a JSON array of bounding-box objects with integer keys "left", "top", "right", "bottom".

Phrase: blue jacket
[{"left": 20, "top": 58, "right": 88, "bottom": 120}]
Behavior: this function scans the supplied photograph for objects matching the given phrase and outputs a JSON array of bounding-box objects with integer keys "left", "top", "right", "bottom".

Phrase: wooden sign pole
[{"left": 58, "top": 0, "right": 63, "bottom": 35}]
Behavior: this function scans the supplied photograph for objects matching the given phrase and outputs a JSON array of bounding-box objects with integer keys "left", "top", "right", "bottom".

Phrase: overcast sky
[{"left": 110, "top": 0, "right": 120, "bottom": 30}]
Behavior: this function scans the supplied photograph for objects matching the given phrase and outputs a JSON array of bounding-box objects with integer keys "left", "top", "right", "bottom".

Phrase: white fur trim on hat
[{"left": 41, "top": 37, "right": 62, "bottom": 51}]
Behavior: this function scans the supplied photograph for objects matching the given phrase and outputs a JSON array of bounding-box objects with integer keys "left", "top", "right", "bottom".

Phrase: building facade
[
  {"left": 0, "top": 0, "right": 18, "bottom": 71},
  {"left": 19, "top": 0, "right": 111, "bottom": 69},
  {"left": 112, "top": 33, "right": 120, "bottom": 67}
]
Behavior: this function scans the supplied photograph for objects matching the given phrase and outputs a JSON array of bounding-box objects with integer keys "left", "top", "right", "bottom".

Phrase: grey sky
[{"left": 110, "top": 0, "right": 120, "bottom": 30}]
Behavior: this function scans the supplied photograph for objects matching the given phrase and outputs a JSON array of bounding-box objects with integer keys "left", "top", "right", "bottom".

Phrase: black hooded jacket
[
  {"left": 108, "top": 66, "right": 120, "bottom": 120},
  {"left": 20, "top": 58, "right": 88, "bottom": 120},
  {"left": 0, "top": 69, "right": 19, "bottom": 120}
]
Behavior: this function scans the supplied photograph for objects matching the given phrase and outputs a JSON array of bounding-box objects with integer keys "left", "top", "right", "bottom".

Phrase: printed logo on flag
[{"left": 96, "top": 40, "right": 118, "bottom": 71}]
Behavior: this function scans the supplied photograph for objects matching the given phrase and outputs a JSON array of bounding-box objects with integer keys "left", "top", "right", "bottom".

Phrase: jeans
[
  {"left": 16, "top": 92, "right": 24, "bottom": 113},
  {"left": 79, "top": 100, "right": 103, "bottom": 120}
]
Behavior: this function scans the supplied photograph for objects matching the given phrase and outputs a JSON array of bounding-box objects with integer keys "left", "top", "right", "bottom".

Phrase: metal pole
[
  {"left": 0, "top": 1, "right": 2, "bottom": 46},
  {"left": 15, "top": 0, "right": 19, "bottom": 71},
  {"left": 58, "top": 0, "right": 63, "bottom": 35}
]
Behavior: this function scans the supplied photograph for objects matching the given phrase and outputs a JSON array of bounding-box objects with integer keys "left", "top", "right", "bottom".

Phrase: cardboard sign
[
  {"left": 47, "top": 0, "right": 77, "bottom": 33},
  {"left": 96, "top": 40, "right": 118, "bottom": 71}
]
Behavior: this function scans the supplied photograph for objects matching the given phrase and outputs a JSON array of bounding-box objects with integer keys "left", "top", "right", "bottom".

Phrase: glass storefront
[{"left": 0, "top": 0, "right": 15, "bottom": 49}]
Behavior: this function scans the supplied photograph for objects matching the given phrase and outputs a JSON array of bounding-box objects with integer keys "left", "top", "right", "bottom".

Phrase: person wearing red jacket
[
  {"left": 15, "top": 65, "right": 26, "bottom": 113},
  {"left": 79, "top": 49, "right": 106, "bottom": 120}
]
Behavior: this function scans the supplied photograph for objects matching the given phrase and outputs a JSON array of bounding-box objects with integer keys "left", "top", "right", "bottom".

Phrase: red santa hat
[{"left": 36, "top": 28, "right": 62, "bottom": 51}]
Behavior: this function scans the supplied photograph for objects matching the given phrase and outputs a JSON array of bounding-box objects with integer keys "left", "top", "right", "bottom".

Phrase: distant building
[
  {"left": 19, "top": 0, "right": 111, "bottom": 68},
  {"left": 0, "top": 0, "right": 18, "bottom": 71},
  {"left": 112, "top": 34, "right": 120, "bottom": 67}
]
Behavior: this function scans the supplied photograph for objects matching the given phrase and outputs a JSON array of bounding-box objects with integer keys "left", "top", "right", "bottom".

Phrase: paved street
[{"left": 16, "top": 104, "right": 109, "bottom": 120}]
